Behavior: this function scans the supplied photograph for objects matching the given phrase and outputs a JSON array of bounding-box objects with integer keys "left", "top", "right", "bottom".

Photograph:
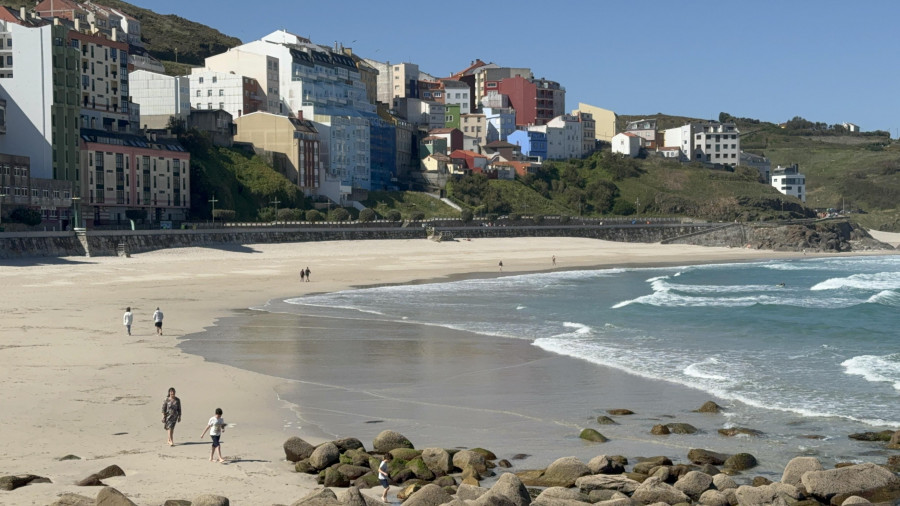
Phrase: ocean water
[
  {"left": 284, "top": 255, "right": 900, "bottom": 430},
  {"left": 182, "top": 254, "right": 900, "bottom": 475}
]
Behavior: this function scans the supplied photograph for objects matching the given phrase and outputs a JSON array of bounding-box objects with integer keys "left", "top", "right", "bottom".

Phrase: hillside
[{"left": 0, "top": 0, "right": 242, "bottom": 70}]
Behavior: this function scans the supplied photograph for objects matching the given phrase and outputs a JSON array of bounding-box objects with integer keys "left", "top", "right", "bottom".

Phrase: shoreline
[{"left": 0, "top": 238, "right": 895, "bottom": 505}]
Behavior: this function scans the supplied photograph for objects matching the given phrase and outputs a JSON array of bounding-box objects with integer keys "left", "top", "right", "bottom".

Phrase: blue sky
[{"left": 131, "top": 0, "right": 900, "bottom": 135}]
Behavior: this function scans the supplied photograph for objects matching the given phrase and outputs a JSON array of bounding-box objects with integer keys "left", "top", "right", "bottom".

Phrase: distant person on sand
[
  {"left": 123, "top": 307, "right": 133, "bottom": 336},
  {"left": 305, "top": 266, "right": 311, "bottom": 282},
  {"left": 162, "top": 387, "right": 182, "bottom": 446},
  {"left": 200, "top": 407, "right": 227, "bottom": 463},
  {"left": 498, "top": 260, "right": 503, "bottom": 272},
  {"left": 552, "top": 255, "right": 556, "bottom": 266},
  {"left": 378, "top": 453, "right": 393, "bottom": 501},
  {"left": 153, "top": 307, "right": 164, "bottom": 335},
  {"left": 300, "top": 268, "right": 305, "bottom": 282}
]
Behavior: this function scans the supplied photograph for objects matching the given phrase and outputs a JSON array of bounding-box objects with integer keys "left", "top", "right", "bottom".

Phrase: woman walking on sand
[{"left": 162, "top": 387, "right": 181, "bottom": 446}]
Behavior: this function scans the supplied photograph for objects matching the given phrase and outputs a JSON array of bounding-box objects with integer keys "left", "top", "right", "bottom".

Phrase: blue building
[
  {"left": 369, "top": 117, "right": 397, "bottom": 191},
  {"left": 507, "top": 129, "right": 547, "bottom": 161}
]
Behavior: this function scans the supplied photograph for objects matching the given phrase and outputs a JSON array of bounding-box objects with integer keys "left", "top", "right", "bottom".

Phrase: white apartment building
[
  {"left": 203, "top": 46, "right": 281, "bottom": 114},
  {"left": 128, "top": 69, "right": 189, "bottom": 129},
  {"left": 664, "top": 122, "right": 741, "bottom": 166},
  {"left": 441, "top": 80, "right": 470, "bottom": 114},
  {"left": 771, "top": 164, "right": 806, "bottom": 202},
  {"left": 612, "top": 132, "right": 642, "bottom": 158},
  {"left": 363, "top": 59, "right": 421, "bottom": 104},
  {"left": 189, "top": 69, "right": 249, "bottom": 118},
  {"left": 544, "top": 114, "right": 584, "bottom": 160}
]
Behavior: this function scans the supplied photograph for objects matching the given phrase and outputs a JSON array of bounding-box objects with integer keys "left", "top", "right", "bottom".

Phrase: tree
[
  {"left": 278, "top": 208, "right": 302, "bottom": 221},
  {"left": 460, "top": 209, "right": 473, "bottom": 223},
  {"left": 257, "top": 207, "right": 275, "bottom": 222},
  {"left": 409, "top": 211, "right": 425, "bottom": 221},
  {"left": 385, "top": 209, "right": 402, "bottom": 221},
  {"left": 611, "top": 199, "right": 636, "bottom": 216}
]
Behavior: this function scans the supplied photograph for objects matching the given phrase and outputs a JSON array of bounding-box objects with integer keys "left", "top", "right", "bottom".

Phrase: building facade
[
  {"left": 771, "top": 164, "right": 806, "bottom": 202},
  {"left": 576, "top": 103, "right": 616, "bottom": 142},
  {"left": 189, "top": 68, "right": 263, "bottom": 119},
  {"left": 233, "top": 111, "right": 320, "bottom": 191},
  {"left": 128, "top": 69, "right": 190, "bottom": 129}
]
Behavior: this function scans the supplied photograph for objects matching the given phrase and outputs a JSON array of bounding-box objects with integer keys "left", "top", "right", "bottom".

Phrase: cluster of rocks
[{"left": 282, "top": 428, "right": 900, "bottom": 506}]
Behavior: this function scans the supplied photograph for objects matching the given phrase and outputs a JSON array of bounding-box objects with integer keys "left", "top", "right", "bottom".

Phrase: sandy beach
[{"left": 0, "top": 237, "right": 891, "bottom": 505}]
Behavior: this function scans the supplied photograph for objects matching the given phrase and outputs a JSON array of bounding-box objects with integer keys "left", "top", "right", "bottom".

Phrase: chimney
[
  {"left": 111, "top": 27, "right": 117, "bottom": 41},
  {"left": 75, "top": 19, "right": 80, "bottom": 31},
  {"left": 19, "top": 6, "right": 25, "bottom": 20}
]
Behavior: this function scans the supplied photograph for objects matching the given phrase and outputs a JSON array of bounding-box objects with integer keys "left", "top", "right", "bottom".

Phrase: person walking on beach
[
  {"left": 153, "top": 307, "right": 164, "bottom": 335},
  {"left": 498, "top": 260, "right": 503, "bottom": 272},
  {"left": 123, "top": 307, "right": 133, "bottom": 336},
  {"left": 378, "top": 453, "right": 393, "bottom": 501},
  {"left": 300, "top": 268, "right": 305, "bottom": 282},
  {"left": 162, "top": 387, "right": 181, "bottom": 446},
  {"left": 305, "top": 266, "right": 311, "bottom": 282},
  {"left": 199, "top": 408, "right": 227, "bottom": 463},
  {"left": 552, "top": 255, "right": 556, "bottom": 266}
]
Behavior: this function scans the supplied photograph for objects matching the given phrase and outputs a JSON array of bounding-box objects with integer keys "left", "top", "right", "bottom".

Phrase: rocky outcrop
[
  {"left": 373, "top": 430, "right": 414, "bottom": 453},
  {"left": 0, "top": 474, "right": 50, "bottom": 491},
  {"left": 801, "top": 462, "right": 900, "bottom": 504},
  {"left": 781, "top": 456, "right": 824, "bottom": 486},
  {"left": 285, "top": 437, "right": 317, "bottom": 462},
  {"left": 95, "top": 486, "right": 138, "bottom": 506}
]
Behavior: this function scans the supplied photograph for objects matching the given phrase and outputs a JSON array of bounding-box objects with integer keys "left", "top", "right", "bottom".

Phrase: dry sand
[{"left": 0, "top": 237, "right": 862, "bottom": 505}]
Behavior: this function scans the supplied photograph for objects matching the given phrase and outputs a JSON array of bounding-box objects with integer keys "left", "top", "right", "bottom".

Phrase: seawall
[{"left": 0, "top": 223, "right": 716, "bottom": 260}]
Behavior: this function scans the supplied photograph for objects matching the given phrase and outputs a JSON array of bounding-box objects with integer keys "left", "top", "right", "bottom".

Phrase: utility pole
[
  {"left": 271, "top": 197, "right": 281, "bottom": 225},
  {"left": 209, "top": 195, "right": 218, "bottom": 226}
]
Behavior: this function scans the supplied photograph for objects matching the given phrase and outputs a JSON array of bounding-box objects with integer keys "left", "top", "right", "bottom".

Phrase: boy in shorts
[
  {"left": 200, "top": 408, "right": 227, "bottom": 462},
  {"left": 378, "top": 453, "right": 393, "bottom": 501}
]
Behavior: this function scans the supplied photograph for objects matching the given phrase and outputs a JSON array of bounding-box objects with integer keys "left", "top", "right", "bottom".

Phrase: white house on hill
[{"left": 612, "top": 132, "right": 641, "bottom": 157}]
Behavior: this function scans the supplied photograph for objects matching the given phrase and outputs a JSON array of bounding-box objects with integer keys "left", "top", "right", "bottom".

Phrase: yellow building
[{"left": 575, "top": 103, "right": 617, "bottom": 143}]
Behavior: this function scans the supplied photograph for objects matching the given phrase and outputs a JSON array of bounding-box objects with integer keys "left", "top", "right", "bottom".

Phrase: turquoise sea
[{"left": 182, "top": 254, "right": 900, "bottom": 477}]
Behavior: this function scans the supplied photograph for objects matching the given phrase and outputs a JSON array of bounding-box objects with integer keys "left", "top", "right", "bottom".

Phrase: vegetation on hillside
[
  {"left": 363, "top": 191, "right": 459, "bottom": 220},
  {"left": 180, "top": 130, "right": 309, "bottom": 221}
]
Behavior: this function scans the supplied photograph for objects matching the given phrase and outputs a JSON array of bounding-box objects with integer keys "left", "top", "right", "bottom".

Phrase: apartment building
[
  {"left": 203, "top": 46, "right": 281, "bottom": 114},
  {"left": 544, "top": 114, "right": 583, "bottom": 160},
  {"left": 189, "top": 68, "right": 264, "bottom": 119},
  {"left": 771, "top": 164, "right": 806, "bottom": 202},
  {"left": 459, "top": 113, "right": 486, "bottom": 148},
  {"left": 506, "top": 129, "right": 547, "bottom": 161},
  {"left": 483, "top": 107, "right": 516, "bottom": 143},
  {"left": 0, "top": 12, "right": 81, "bottom": 190},
  {"left": 363, "top": 59, "right": 421, "bottom": 104},
  {"left": 573, "top": 110, "right": 596, "bottom": 155},
  {"left": 80, "top": 129, "right": 190, "bottom": 224},
  {"left": 0, "top": 153, "right": 74, "bottom": 229},
  {"left": 128, "top": 69, "right": 190, "bottom": 129},
  {"left": 233, "top": 112, "right": 320, "bottom": 191},
  {"left": 575, "top": 103, "right": 617, "bottom": 142},
  {"left": 664, "top": 122, "right": 741, "bottom": 166}
]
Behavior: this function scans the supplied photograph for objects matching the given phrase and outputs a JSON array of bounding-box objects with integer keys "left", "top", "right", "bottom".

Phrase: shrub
[
  {"left": 460, "top": 209, "right": 473, "bottom": 223},
  {"left": 612, "top": 199, "right": 636, "bottom": 216},
  {"left": 330, "top": 208, "right": 350, "bottom": 221},
  {"left": 533, "top": 214, "right": 544, "bottom": 225},
  {"left": 305, "top": 209, "right": 324, "bottom": 222},
  {"left": 278, "top": 208, "right": 303, "bottom": 221},
  {"left": 358, "top": 208, "right": 377, "bottom": 222},
  {"left": 409, "top": 211, "right": 425, "bottom": 221},
  {"left": 257, "top": 207, "right": 275, "bottom": 222},
  {"left": 386, "top": 209, "right": 402, "bottom": 221},
  {"left": 10, "top": 208, "right": 41, "bottom": 226}
]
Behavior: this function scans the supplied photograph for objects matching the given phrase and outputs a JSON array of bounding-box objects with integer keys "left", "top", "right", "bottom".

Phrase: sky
[{"left": 130, "top": 0, "right": 900, "bottom": 136}]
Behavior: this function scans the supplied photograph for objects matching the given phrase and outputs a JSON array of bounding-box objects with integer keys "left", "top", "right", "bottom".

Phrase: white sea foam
[
  {"left": 867, "top": 290, "right": 900, "bottom": 307},
  {"left": 811, "top": 272, "right": 900, "bottom": 291},
  {"left": 684, "top": 358, "right": 728, "bottom": 381},
  {"left": 842, "top": 355, "right": 900, "bottom": 390},
  {"left": 561, "top": 322, "right": 592, "bottom": 335},
  {"left": 516, "top": 305, "right": 527, "bottom": 310}
]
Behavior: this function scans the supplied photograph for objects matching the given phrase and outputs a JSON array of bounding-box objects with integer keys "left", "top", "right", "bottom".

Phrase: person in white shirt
[
  {"left": 152, "top": 307, "right": 164, "bottom": 335},
  {"left": 200, "top": 408, "right": 227, "bottom": 463},
  {"left": 123, "top": 307, "right": 133, "bottom": 335}
]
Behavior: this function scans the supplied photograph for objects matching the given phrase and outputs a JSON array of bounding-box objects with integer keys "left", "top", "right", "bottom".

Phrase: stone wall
[{"left": 0, "top": 224, "right": 717, "bottom": 260}]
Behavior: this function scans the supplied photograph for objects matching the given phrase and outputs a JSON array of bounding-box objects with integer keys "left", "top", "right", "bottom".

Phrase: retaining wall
[{"left": 0, "top": 224, "right": 717, "bottom": 260}]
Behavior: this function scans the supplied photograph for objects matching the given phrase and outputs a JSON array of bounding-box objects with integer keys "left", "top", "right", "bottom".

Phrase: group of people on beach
[
  {"left": 300, "top": 266, "right": 311, "bottom": 282},
  {"left": 122, "top": 306, "right": 165, "bottom": 336},
  {"left": 162, "top": 387, "right": 228, "bottom": 462}
]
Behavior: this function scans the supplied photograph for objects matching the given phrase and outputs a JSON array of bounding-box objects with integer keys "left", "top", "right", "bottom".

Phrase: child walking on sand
[
  {"left": 378, "top": 453, "right": 393, "bottom": 501},
  {"left": 200, "top": 408, "right": 227, "bottom": 463}
]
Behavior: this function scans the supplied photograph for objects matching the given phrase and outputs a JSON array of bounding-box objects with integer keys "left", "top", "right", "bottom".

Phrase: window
[
  {"left": 196, "top": 90, "right": 200, "bottom": 97},
  {"left": 218, "top": 102, "right": 224, "bottom": 109},
  {"left": 207, "top": 89, "right": 212, "bottom": 97},
  {"left": 196, "top": 102, "right": 201, "bottom": 109},
  {"left": 212, "top": 76, "right": 217, "bottom": 83},
  {"left": 198, "top": 77, "right": 204, "bottom": 83},
  {"left": 207, "top": 103, "right": 212, "bottom": 109},
  {"left": 218, "top": 89, "right": 224, "bottom": 96}
]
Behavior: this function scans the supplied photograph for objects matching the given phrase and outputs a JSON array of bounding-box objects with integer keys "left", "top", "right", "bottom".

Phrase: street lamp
[
  {"left": 271, "top": 197, "right": 281, "bottom": 225},
  {"left": 71, "top": 196, "right": 82, "bottom": 230},
  {"left": 209, "top": 195, "right": 218, "bottom": 226}
]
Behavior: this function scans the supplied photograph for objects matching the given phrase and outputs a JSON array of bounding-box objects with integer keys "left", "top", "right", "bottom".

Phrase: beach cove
[{"left": 0, "top": 237, "right": 896, "bottom": 505}]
